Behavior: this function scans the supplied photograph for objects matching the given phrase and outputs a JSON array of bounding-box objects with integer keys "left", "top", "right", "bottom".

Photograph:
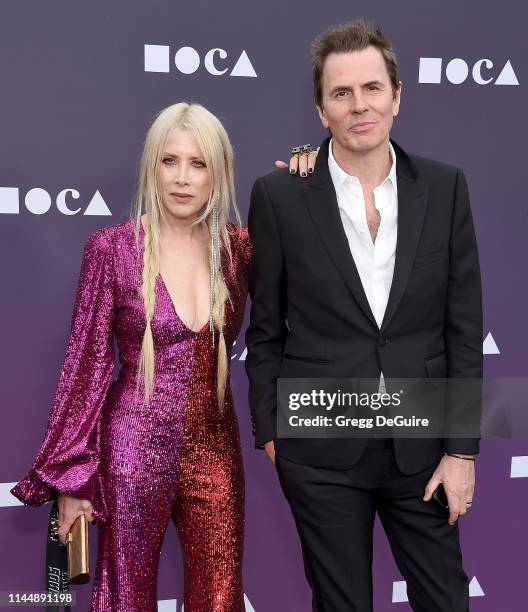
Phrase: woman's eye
[{"left": 161, "top": 158, "right": 206, "bottom": 167}]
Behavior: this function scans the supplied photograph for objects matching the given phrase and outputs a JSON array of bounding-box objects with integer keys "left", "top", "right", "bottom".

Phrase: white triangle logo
[
  {"left": 1, "top": 482, "right": 23, "bottom": 507},
  {"left": 393, "top": 578, "right": 483, "bottom": 601},
  {"left": 392, "top": 580, "right": 408, "bottom": 602},
  {"left": 469, "top": 576, "right": 485, "bottom": 597},
  {"left": 483, "top": 332, "right": 500, "bottom": 355},
  {"left": 495, "top": 60, "right": 519, "bottom": 86},
  {"left": 84, "top": 190, "right": 112, "bottom": 216},
  {"left": 511, "top": 456, "right": 528, "bottom": 478},
  {"left": 243, "top": 594, "right": 256, "bottom": 611},
  {"left": 230, "top": 51, "right": 257, "bottom": 78}
]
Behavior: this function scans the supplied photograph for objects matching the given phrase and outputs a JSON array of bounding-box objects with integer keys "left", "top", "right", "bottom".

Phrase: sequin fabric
[{"left": 11, "top": 219, "right": 252, "bottom": 612}]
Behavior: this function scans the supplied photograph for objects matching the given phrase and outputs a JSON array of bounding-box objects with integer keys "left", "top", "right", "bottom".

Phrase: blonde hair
[{"left": 132, "top": 102, "right": 241, "bottom": 408}]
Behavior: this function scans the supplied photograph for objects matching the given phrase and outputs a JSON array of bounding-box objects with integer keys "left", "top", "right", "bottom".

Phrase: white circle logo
[
  {"left": 445, "top": 58, "right": 469, "bottom": 84},
  {"left": 25, "top": 188, "right": 52, "bottom": 215},
  {"left": 174, "top": 46, "right": 200, "bottom": 74}
]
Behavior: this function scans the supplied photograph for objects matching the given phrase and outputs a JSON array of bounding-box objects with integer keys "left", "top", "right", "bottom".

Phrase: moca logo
[
  {"left": 0, "top": 187, "right": 111, "bottom": 216},
  {"left": 419, "top": 57, "right": 519, "bottom": 85},
  {"left": 144, "top": 44, "right": 257, "bottom": 78}
]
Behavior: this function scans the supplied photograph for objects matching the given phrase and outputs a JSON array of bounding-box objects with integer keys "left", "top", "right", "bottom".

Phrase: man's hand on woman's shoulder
[{"left": 275, "top": 145, "right": 319, "bottom": 176}]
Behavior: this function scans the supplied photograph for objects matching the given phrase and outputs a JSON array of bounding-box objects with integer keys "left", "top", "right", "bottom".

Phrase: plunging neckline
[
  {"left": 158, "top": 273, "right": 210, "bottom": 335},
  {"left": 138, "top": 220, "right": 211, "bottom": 336}
]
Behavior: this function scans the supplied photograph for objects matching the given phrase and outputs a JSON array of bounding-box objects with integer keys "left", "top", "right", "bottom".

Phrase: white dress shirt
[{"left": 328, "top": 139, "right": 398, "bottom": 391}]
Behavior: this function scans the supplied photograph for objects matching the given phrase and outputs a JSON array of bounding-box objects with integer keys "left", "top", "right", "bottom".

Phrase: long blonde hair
[{"left": 132, "top": 102, "right": 241, "bottom": 407}]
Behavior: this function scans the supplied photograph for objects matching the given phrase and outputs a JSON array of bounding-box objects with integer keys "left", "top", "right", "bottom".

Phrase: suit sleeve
[
  {"left": 11, "top": 230, "right": 115, "bottom": 522},
  {"left": 245, "top": 177, "right": 288, "bottom": 448},
  {"left": 443, "top": 169, "right": 483, "bottom": 455}
]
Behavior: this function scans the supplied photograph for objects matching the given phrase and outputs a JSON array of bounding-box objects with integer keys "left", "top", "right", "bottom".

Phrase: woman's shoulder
[
  {"left": 84, "top": 219, "right": 135, "bottom": 252},
  {"left": 226, "top": 222, "right": 251, "bottom": 264},
  {"left": 226, "top": 222, "right": 250, "bottom": 248},
  {"left": 226, "top": 222, "right": 247, "bottom": 238}
]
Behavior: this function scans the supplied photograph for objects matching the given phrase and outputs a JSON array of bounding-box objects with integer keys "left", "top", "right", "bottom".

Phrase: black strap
[
  {"left": 46, "top": 498, "right": 71, "bottom": 612},
  {"left": 446, "top": 452, "right": 476, "bottom": 461}
]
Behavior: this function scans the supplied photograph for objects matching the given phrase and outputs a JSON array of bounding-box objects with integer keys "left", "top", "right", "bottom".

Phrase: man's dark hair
[{"left": 311, "top": 19, "right": 400, "bottom": 107}]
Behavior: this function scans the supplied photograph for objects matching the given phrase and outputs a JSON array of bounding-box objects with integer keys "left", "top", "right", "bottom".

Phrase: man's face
[{"left": 317, "top": 46, "right": 401, "bottom": 155}]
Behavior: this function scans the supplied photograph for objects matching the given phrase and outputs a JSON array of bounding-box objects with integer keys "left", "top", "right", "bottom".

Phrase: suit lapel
[
  {"left": 380, "top": 143, "right": 429, "bottom": 333},
  {"left": 301, "top": 138, "right": 429, "bottom": 334},
  {"left": 301, "top": 139, "right": 378, "bottom": 329}
]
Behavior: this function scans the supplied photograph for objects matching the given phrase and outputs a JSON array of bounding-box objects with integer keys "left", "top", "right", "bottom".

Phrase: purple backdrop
[{"left": 1, "top": 1, "right": 527, "bottom": 610}]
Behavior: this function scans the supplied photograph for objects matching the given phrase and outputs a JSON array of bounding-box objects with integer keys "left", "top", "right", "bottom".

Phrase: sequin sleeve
[
  {"left": 235, "top": 225, "right": 252, "bottom": 291},
  {"left": 11, "top": 229, "right": 116, "bottom": 523},
  {"left": 240, "top": 226, "right": 253, "bottom": 270}
]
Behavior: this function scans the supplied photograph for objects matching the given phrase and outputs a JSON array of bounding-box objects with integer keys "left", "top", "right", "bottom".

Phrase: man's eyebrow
[
  {"left": 328, "top": 80, "right": 386, "bottom": 96},
  {"left": 363, "top": 80, "right": 385, "bottom": 87},
  {"left": 329, "top": 85, "right": 353, "bottom": 95}
]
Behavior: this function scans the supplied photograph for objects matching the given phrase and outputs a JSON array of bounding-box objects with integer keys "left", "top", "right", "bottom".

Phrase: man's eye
[
  {"left": 336, "top": 90, "right": 349, "bottom": 98},
  {"left": 368, "top": 85, "right": 380, "bottom": 91}
]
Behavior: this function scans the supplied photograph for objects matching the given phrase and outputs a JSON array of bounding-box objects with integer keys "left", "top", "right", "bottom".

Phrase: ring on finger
[{"left": 291, "top": 144, "right": 313, "bottom": 157}]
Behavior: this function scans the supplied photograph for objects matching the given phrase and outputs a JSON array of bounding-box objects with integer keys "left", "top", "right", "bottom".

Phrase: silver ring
[{"left": 291, "top": 144, "right": 313, "bottom": 156}]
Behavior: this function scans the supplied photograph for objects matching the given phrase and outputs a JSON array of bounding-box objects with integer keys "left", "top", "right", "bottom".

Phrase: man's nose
[{"left": 350, "top": 90, "right": 369, "bottom": 113}]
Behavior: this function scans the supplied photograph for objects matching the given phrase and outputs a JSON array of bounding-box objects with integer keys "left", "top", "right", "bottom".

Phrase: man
[{"left": 245, "top": 19, "right": 482, "bottom": 612}]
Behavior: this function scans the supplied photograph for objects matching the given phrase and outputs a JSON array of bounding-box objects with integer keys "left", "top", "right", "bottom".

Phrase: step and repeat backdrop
[{"left": 1, "top": 1, "right": 527, "bottom": 610}]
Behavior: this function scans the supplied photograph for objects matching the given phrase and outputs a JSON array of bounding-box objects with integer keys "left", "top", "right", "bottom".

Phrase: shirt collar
[{"left": 328, "top": 138, "right": 398, "bottom": 196}]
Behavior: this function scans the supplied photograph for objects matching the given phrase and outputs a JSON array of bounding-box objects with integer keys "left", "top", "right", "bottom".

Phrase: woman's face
[{"left": 157, "top": 127, "right": 212, "bottom": 222}]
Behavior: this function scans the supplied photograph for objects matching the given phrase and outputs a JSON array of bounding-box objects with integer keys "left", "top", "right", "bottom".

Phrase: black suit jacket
[{"left": 245, "top": 138, "right": 483, "bottom": 474}]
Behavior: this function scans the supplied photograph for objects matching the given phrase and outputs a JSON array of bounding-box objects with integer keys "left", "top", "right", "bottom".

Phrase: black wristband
[{"left": 446, "top": 452, "right": 475, "bottom": 461}]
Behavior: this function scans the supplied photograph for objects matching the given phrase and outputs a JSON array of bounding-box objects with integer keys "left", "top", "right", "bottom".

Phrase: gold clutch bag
[{"left": 66, "top": 514, "right": 90, "bottom": 584}]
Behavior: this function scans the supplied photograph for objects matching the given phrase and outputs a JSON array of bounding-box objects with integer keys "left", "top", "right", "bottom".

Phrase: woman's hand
[
  {"left": 57, "top": 494, "right": 95, "bottom": 545},
  {"left": 275, "top": 146, "right": 319, "bottom": 176}
]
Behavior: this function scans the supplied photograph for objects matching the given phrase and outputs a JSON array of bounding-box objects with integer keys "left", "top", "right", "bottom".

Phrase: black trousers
[{"left": 275, "top": 441, "right": 469, "bottom": 612}]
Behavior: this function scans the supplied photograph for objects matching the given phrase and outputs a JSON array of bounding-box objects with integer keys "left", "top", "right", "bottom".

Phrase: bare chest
[{"left": 362, "top": 187, "right": 380, "bottom": 243}]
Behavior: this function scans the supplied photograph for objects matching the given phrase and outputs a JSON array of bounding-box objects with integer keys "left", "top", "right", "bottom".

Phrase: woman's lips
[{"left": 170, "top": 193, "right": 193, "bottom": 202}]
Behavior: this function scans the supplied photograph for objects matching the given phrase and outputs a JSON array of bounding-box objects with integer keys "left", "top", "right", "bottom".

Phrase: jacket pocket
[
  {"left": 424, "top": 352, "right": 447, "bottom": 378},
  {"left": 413, "top": 247, "right": 447, "bottom": 269},
  {"left": 283, "top": 353, "right": 331, "bottom": 365}
]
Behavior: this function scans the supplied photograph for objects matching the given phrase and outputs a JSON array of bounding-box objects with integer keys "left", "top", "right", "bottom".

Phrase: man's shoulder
[
  {"left": 254, "top": 166, "right": 305, "bottom": 194},
  {"left": 406, "top": 150, "right": 460, "bottom": 182}
]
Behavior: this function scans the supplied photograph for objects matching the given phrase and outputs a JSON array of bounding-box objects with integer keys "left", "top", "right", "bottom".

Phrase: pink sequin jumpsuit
[{"left": 11, "top": 220, "right": 251, "bottom": 611}]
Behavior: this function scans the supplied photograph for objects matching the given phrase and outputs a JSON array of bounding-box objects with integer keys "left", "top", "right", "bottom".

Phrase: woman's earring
[{"left": 209, "top": 195, "right": 220, "bottom": 346}]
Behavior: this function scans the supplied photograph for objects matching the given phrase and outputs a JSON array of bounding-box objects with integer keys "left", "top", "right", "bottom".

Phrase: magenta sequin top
[{"left": 11, "top": 219, "right": 252, "bottom": 525}]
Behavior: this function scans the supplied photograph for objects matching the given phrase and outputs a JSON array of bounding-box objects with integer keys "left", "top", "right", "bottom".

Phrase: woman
[{"left": 12, "top": 102, "right": 257, "bottom": 611}]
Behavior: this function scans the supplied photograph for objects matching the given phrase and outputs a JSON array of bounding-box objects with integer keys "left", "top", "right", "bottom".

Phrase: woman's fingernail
[
  {"left": 301, "top": 172, "right": 307, "bottom": 177},
  {"left": 308, "top": 168, "right": 314, "bottom": 173},
  {"left": 290, "top": 169, "right": 296, "bottom": 174}
]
